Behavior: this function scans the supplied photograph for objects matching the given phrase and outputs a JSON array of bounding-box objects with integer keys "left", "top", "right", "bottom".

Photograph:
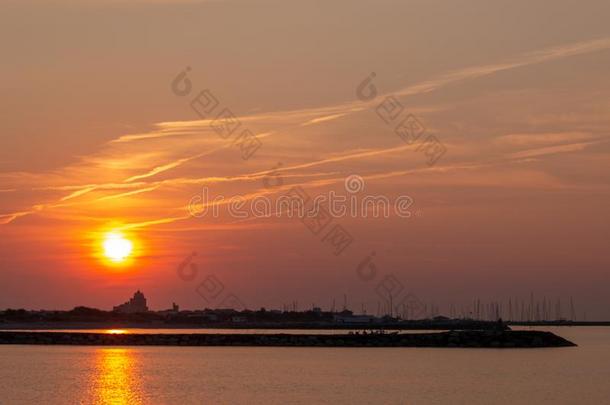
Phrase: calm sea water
[{"left": 1, "top": 327, "right": 609, "bottom": 404}]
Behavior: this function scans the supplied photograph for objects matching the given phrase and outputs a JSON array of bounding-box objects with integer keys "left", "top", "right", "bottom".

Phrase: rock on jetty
[{"left": 0, "top": 330, "right": 575, "bottom": 348}]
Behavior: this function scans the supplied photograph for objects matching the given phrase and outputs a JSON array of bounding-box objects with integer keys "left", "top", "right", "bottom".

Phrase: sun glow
[
  {"left": 105, "top": 329, "right": 128, "bottom": 335},
  {"left": 103, "top": 232, "right": 133, "bottom": 263}
]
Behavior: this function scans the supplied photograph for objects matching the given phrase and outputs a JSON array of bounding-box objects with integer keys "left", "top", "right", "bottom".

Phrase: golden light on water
[
  {"left": 91, "top": 349, "right": 143, "bottom": 405},
  {"left": 105, "top": 329, "right": 128, "bottom": 335}
]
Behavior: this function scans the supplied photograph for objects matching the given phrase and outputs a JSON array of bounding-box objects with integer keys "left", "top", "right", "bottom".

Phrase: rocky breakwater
[{"left": 0, "top": 330, "right": 576, "bottom": 348}]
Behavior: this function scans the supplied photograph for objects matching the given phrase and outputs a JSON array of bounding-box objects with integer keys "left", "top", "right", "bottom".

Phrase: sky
[{"left": 1, "top": 0, "right": 609, "bottom": 318}]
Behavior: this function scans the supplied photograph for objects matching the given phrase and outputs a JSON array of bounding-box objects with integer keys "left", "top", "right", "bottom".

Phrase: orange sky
[{"left": 1, "top": 0, "right": 609, "bottom": 318}]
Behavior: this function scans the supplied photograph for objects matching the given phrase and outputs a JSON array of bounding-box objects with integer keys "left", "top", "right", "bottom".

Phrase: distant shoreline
[
  {"left": 0, "top": 330, "right": 577, "bottom": 348},
  {"left": 508, "top": 321, "right": 610, "bottom": 326},
  {"left": 0, "top": 321, "right": 499, "bottom": 330},
  {"left": 0, "top": 320, "right": 608, "bottom": 331}
]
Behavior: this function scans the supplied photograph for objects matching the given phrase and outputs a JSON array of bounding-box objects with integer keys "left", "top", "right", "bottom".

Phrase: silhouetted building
[
  {"left": 158, "top": 302, "right": 180, "bottom": 316},
  {"left": 113, "top": 290, "right": 148, "bottom": 314}
]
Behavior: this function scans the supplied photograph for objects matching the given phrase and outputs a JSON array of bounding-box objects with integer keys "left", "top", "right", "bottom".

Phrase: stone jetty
[{"left": 0, "top": 330, "right": 575, "bottom": 348}]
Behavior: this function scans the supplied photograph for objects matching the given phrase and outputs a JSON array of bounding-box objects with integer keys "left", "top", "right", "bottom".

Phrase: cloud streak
[{"left": 3, "top": 37, "right": 610, "bottom": 228}]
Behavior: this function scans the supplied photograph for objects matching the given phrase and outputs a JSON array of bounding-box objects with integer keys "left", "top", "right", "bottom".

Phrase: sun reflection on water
[
  {"left": 105, "top": 329, "right": 128, "bottom": 334},
  {"left": 90, "top": 348, "right": 143, "bottom": 404}
]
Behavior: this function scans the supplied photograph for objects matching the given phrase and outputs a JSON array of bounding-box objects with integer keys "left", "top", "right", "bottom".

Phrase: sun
[{"left": 103, "top": 232, "right": 133, "bottom": 263}]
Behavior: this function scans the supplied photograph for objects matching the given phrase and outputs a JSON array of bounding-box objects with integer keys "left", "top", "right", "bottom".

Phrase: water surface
[{"left": 1, "top": 327, "right": 608, "bottom": 404}]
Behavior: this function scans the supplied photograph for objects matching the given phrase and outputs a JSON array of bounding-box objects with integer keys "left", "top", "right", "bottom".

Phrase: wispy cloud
[
  {"left": 505, "top": 141, "right": 600, "bottom": 160},
  {"left": 3, "top": 37, "right": 610, "bottom": 229},
  {"left": 393, "top": 37, "right": 610, "bottom": 99},
  {"left": 494, "top": 132, "right": 596, "bottom": 147}
]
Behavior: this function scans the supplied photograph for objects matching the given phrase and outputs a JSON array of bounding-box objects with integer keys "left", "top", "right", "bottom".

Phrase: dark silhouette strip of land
[
  {"left": 0, "top": 330, "right": 576, "bottom": 348},
  {"left": 0, "top": 320, "right": 507, "bottom": 331},
  {"left": 0, "top": 307, "right": 512, "bottom": 330},
  {"left": 4, "top": 305, "right": 605, "bottom": 330}
]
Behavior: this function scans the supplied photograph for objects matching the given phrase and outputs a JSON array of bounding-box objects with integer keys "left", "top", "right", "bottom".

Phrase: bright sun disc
[{"left": 103, "top": 232, "right": 133, "bottom": 262}]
